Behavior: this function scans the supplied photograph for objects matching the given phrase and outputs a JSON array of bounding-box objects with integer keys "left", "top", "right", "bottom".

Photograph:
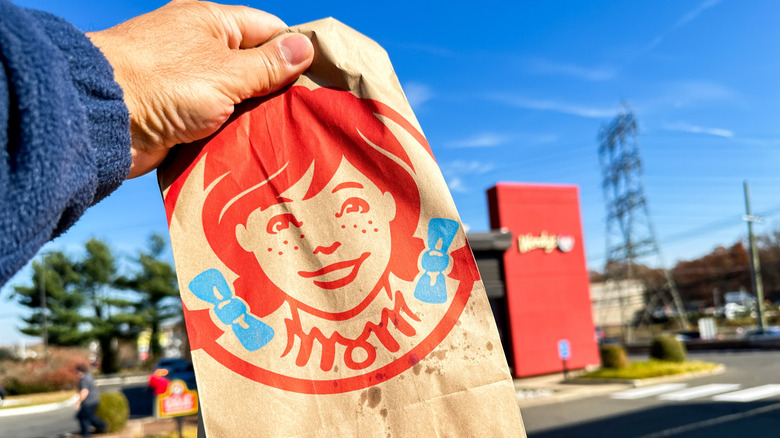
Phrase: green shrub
[
  {"left": 649, "top": 335, "right": 686, "bottom": 363},
  {"left": 96, "top": 392, "right": 129, "bottom": 433},
  {"left": 600, "top": 344, "right": 629, "bottom": 369}
]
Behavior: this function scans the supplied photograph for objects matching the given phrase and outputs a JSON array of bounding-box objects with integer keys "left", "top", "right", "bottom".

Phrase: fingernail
[{"left": 280, "top": 34, "right": 312, "bottom": 66}]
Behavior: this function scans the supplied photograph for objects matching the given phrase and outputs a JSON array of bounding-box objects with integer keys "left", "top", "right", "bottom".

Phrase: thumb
[{"left": 226, "top": 33, "right": 314, "bottom": 101}]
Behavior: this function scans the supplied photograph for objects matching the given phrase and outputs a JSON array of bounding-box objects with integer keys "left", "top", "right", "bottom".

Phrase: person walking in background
[{"left": 75, "top": 364, "right": 107, "bottom": 437}]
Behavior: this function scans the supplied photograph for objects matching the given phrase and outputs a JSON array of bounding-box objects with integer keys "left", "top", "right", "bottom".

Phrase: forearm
[
  {"left": 78, "top": 388, "right": 89, "bottom": 404},
  {"left": 0, "top": 0, "right": 313, "bottom": 286},
  {"left": 0, "top": 0, "right": 131, "bottom": 285}
]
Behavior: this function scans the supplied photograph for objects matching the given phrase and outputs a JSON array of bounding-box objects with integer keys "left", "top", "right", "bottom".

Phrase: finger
[
  {"left": 225, "top": 33, "right": 314, "bottom": 100},
  {"left": 209, "top": 2, "right": 287, "bottom": 49}
]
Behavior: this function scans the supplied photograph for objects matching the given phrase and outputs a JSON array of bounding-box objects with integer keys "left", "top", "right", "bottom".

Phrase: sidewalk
[
  {"left": 102, "top": 416, "right": 198, "bottom": 438},
  {"left": 513, "top": 371, "right": 633, "bottom": 408}
]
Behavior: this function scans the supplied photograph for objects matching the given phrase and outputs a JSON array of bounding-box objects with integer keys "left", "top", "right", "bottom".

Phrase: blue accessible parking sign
[{"left": 558, "top": 339, "right": 571, "bottom": 360}]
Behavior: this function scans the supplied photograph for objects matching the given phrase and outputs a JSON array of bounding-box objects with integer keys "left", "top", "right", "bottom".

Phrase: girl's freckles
[
  {"left": 278, "top": 251, "right": 283, "bottom": 256},
  {"left": 294, "top": 246, "right": 299, "bottom": 250},
  {"left": 362, "top": 230, "right": 366, "bottom": 234},
  {"left": 373, "top": 228, "right": 378, "bottom": 232},
  {"left": 283, "top": 240, "right": 288, "bottom": 245},
  {"left": 267, "top": 248, "right": 272, "bottom": 252},
  {"left": 368, "top": 220, "right": 373, "bottom": 225},
  {"left": 300, "top": 234, "right": 305, "bottom": 238},
  {"left": 341, "top": 225, "right": 345, "bottom": 229},
  {"left": 353, "top": 225, "right": 358, "bottom": 228}
]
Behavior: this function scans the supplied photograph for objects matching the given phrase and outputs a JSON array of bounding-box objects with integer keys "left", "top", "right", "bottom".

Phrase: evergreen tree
[
  {"left": 12, "top": 251, "right": 91, "bottom": 346},
  {"left": 75, "top": 239, "right": 141, "bottom": 374},
  {"left": 117, "top": 234, "right": 181, "bottom": 360},
  {"left": 13, "top": 236, "right": 176, "bottom": 372}
]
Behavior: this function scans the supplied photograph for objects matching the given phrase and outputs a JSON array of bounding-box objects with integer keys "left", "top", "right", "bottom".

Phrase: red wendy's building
[{"left": 470, "top": 183, "right": 599, "bottom": 377}]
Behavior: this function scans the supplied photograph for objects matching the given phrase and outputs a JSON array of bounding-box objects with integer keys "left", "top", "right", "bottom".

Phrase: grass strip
[
  {"left": 580, "top": 360, "right": 720, "bottom": 380},
  {"left": 0, "top": 390, "right": 76, "bottom": 410}
]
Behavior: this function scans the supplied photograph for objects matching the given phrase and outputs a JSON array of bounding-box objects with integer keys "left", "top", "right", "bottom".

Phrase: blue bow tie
[
  {"left": 188, "top": 269, "right": 274, "bottom": 352},
  {"left": 414, "top": 218, "right": 459, "bottom": 304}
]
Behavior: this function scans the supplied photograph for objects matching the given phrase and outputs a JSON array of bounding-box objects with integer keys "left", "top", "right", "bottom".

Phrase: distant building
[
  {"left": 590, "top": 279, "right": 646, "bottom": 328},
  {"left": 724, "top": 290, "right": 755, "bottom": 306}
]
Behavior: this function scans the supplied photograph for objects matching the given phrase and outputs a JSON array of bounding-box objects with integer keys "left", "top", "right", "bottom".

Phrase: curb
[
  {"left": 515, "top": 383, "right": 631, "bottom": 408},
  {"left": 0, "top": 394, "right": 78, "bottom": 417},
  {"left": 565, "top": 364, "right": 726, "bottom": 387}
]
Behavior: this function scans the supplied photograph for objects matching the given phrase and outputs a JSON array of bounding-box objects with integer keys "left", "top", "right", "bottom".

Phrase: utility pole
[
  {"left": 38, "top": 254, "right": 49, "bottom": 359},
  {"left": 743, "top": 181, "right": 767, "bottom": 331}
]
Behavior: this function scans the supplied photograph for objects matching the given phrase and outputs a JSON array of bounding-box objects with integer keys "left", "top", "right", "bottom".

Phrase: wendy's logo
[{"left": 164, "top": 86, "right": 479, "bottom": 394}]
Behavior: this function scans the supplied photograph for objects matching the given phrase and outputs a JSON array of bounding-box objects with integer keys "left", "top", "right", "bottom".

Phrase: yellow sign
[
  {"left": 517, "top": 231, "right": 575, "bottom": 254},
  {"left": 156, "top": 379, "right": 198, "bottom": 419}
]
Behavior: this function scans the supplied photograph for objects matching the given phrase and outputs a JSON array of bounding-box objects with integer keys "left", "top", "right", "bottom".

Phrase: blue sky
[{"left": 2, "top": 0, "right": 779, "bottom": 345}]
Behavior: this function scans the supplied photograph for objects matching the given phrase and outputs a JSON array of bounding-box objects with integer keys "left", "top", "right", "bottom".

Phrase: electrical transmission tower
[{"left": 597, "top": 103, "right": 689, "bottom": 341}]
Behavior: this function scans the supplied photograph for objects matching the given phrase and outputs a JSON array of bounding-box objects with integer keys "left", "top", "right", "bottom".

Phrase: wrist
[{"left": 87, "top": 29, "right": 170, "bottom": 178}]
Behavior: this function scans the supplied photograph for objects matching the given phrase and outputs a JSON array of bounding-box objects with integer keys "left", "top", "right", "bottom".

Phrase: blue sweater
[{"left": 0, "top": 1, "right": 131, "bottom": 285}]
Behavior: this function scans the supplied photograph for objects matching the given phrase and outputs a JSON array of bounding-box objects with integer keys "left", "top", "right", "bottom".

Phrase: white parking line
[
  {"left": 713, "top": 384, "right": 780, "bottom": 402},
  {"left": 659, "top": 384, "right": 741, "bottom": 401},
  {"left": 611, "top": 384, "right": 688, "bottom": 400}
]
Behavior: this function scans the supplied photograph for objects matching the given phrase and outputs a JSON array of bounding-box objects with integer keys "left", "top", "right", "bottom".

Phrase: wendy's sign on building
[
  {"left": 516, "top": 231, "right": 575, "bottom": 254},
  {"left": 488, "top": 183, "right": 599, "bottom": 378},
  {"left": 159, "top": 19, "right": 524, "bottom": 437}
]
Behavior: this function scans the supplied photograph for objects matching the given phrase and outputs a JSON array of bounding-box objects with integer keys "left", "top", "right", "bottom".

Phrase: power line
[{"left": 587, "top": 204, "right": 780, "bottom": 264}]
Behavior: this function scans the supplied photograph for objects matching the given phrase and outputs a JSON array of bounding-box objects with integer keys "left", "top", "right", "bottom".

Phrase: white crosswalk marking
[
  {"left": 713, "top": 384, "right": 780, "bottom": 402},
  {"left": 659, "top": 384, "right": 741, "bottom": 401},
  {"left": 611, "top": 383, "right": 688, "bottom": 400}
]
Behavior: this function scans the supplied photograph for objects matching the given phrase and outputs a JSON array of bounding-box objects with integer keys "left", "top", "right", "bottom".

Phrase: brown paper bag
[{"left": 158, "top": 18, "right": 525, "bottom": 437}]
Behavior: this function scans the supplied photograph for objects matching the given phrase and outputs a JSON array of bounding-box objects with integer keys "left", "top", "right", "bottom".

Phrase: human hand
[{"left": 87, "top": 0, "right": 314, "bottom": 179}]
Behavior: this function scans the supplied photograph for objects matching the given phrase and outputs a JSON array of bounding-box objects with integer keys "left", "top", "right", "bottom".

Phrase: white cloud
[
  {"left": 440, "top": 160, "right": 496, "bottom": 194},
  {"left": 446, "top": 132, "right": 558, "bottom": 148},
  {"left": 674, "top": 0, "right": 723, "bottom": 29},
  {"left": 487, "top": 93, "right": 615, "bottom": 118},
  {"left": 447, "top": 133, "right": 511, "bottom": 148},
  {"left": 527, "top": 58, "right": 618, "bottom": 82},
  {"left": 447, "top": 177, "right": 467, "bottom": 193},
  {"left": 403, "top": 82, "right": 433, "bottom": 111},
  {"left": 533, "top": 134, "right": 560, "bottom": 144},
  {"left": 662, "top": 122, "right": 734, "bottom": 138},
  {"left": 667, "top": 81, "right": 734, "bottom": 107},
  {"left": 639, "top": 81, "right": 737, "bottom": 112},
  {"left": 440, "top": 160, "right": 495, "bottom": 176},
  {"left": 642, "top": 0, "right": 722, "bottom": 53}
]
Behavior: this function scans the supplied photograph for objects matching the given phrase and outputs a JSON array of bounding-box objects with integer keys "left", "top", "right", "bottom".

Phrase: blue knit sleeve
[{"left": 0, "top": 0, "right": 131, "bottom": 284}]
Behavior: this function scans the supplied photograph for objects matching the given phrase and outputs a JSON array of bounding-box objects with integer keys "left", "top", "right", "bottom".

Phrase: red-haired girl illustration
[{"left": 197, "top": 86, "right": 455, "bottom": 372}]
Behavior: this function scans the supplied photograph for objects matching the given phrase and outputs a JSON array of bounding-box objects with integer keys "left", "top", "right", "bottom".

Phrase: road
[
  {"left": 3, "top": 351, "right": 777, "bottom": 437},
  {"left": 523, "top": 350, "right": 780, "bottom": 438},
  {"left": 0, "top": 378, "right": 153, "bottom": 438}
]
